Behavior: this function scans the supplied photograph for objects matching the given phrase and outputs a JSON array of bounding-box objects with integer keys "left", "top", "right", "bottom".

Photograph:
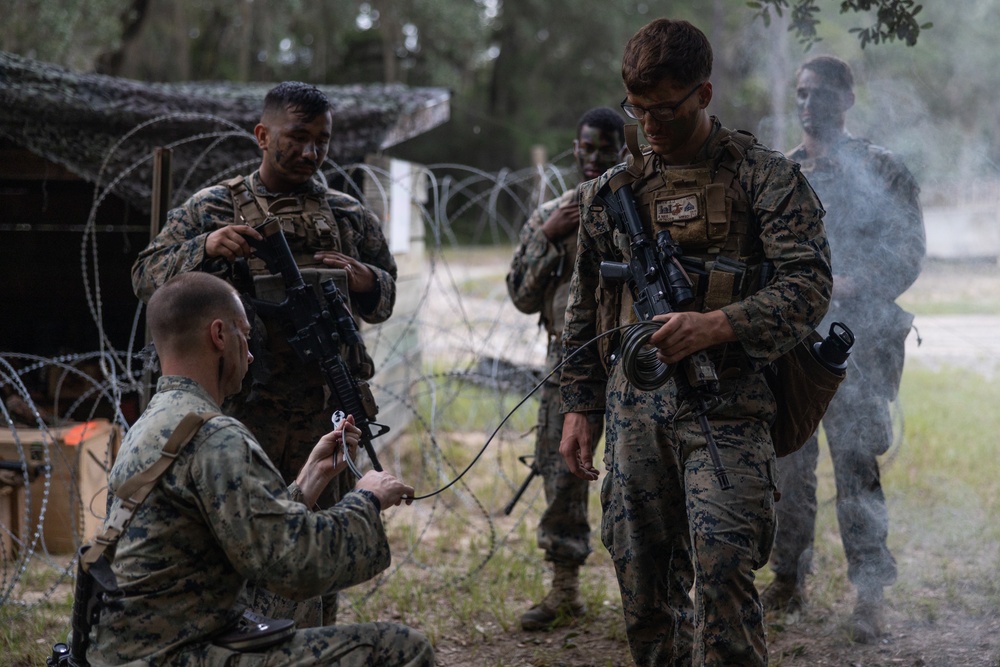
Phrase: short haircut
[
  {"left": 577, "top": 107, "right": 626, "bottom": 144},
  {"left": 262, "top": 81, "right": 331, "bottom": 122},
  {"left": 147, "top": 273, "right": 242, "bottom": 355},
  {"left": 798, "top": 55, "right": 855, "bottom": 92},
  {"left": 622, "top": 19, "right": 713, "bottom": 96}
]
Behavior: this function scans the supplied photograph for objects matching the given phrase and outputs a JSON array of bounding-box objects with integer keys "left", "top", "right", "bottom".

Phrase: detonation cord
[{"left": 405, "top": 322, "right": 665, "bottom": 501}]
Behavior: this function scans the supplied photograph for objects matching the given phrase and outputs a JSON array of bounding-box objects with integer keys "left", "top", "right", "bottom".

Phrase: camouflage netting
[{"left": 0, "top": 51, "right": 450, "bottom": 212}]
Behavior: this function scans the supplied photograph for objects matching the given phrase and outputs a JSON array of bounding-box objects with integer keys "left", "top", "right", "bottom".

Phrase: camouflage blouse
[
  {"left": 560, "top": 119, "right": 833, "bottom": 413},
  {"left": 506, "top": 188, "right": 579, "bottom": 337},
  {"left": 131, "top": 170, "right": 397, "bottom": 324},
  {"left": 88, "top": 376, "right": 389, "bottom": 665}
]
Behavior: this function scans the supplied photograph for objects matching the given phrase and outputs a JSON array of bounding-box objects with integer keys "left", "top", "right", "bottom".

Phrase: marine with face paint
[
  {"left": 506, "top": 107, "right": 625, "bottom": 631},
  {"left": 131, "top": 81, "right": 398, "bottom": 628},
  {"left": 558, "top": 19, "right": 832, "bottom": 666},
  {"left": 762, "top": 55, "right": 925, "bottom": 644}
]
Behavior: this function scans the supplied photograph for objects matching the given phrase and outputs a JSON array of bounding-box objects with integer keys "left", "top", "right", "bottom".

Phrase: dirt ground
[{"left": 448, "top": 600, "right": 1000, "bottom": 667}]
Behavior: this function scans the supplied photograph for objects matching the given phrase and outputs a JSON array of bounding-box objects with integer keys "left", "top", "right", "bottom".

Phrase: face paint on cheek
[{"left": 278, "top": 140, "right": 299, "bottom": 168}]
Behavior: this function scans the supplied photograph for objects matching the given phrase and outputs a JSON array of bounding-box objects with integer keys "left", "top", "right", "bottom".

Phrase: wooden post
[{"left": 140, "top": 147, "right": 172, "bottom": 412}]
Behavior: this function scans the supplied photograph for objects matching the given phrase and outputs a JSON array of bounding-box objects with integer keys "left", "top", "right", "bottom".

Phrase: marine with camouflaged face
[
  {"left": 131, "top": 81, "right": 397, "bottom": 625},
  {"left": 506, "top": 106, "right": 624, "bottom": 632},
  {"left": 88, "top": 272, "right": 432, "bottom": 667},
  {"left": 761, "top": 54, "right": 925, "bottom": 644},
  {"left": 557, "top": 19, "right": 832, "bottom": 667}
]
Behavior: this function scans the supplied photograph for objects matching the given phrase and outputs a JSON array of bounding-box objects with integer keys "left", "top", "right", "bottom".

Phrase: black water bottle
[
  {"left": 812, "top": 321, "right": 855, "bottom": 374},
  {"left": 47, "top": 642, "right": 70, "bottom": 667}
]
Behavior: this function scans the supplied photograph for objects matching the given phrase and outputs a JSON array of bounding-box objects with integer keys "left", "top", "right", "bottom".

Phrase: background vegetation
[{"left": 3, "top": 0, "right": 995, "bottom": 207}]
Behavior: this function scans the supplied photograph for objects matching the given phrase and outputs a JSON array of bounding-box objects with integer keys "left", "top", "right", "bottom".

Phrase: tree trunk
[
  {"left": 94, "top": 0, "right": 152, "bottom": 76},
  {"left": 374, "top": 1, "right": 401, "bottom": 83},
  {"left": 238, "top": 0, "right": 253, "bottom": 83},
  {"left": 173, "top": 1, "right": 191, "bottom": 81}
]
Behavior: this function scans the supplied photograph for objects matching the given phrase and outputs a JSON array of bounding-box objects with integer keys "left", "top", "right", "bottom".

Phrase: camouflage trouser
[
  {"left": 533, "top": 367, "right": 602, "bottom": 566},
  {"left": 226, "top": 384, "right": 354, "bottom": 626},
  {"left": 163, "top": 622, "right": 434, "bottom": 666},
  {"left": 601, "top": 364, "right": 777, "bottom": 667},
  {"left": 770, "top": 356, "right": 898, "bottom": 594}
]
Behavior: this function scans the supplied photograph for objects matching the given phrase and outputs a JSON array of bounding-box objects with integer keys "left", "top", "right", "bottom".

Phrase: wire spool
[{"left": 619, "top": 321, "right": 674, "bottom": 391}]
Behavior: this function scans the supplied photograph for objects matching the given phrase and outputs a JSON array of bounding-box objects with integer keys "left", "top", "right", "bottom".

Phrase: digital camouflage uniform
[
  {"left": 771, "top": 136, "right": 924, "bottom": 595},
  {"left": 88, "top": 376, "right": 433, "bottom": 667},
  {"left": 506, "top": 188, "right": 604, "bottom": 568},
  {"left": 560, "top": 118, "right": 831, "bottom": 667},
  {"left": 132, "top": 171, "right": 397, "bottom": 623}
]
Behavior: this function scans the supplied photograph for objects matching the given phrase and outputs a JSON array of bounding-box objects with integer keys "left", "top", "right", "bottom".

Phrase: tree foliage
[
  {"left": 4, "top": 0, "right": 994, "bottom": 199},
  {"left": 749, "top": 0, "right": 932, "bottom": 49},
  {"left": 0, "top": 0, "right": 127, "bottom": 70}
]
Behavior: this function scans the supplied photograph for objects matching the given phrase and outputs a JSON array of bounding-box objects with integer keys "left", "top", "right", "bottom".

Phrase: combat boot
[
  {"left": 849, "top": 588, "right": 884, "bottom": 644},
  {"left": 760, "top": 573, "right": 807, "bottom": 613},
  {"left": 520, "top": 563, "right": 586, "bottom": 631}
]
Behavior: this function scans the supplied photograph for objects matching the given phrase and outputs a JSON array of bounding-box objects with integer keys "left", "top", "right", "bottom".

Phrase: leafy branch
[{"left": 747, "top": 0, "right": 933, "bottom": 49}]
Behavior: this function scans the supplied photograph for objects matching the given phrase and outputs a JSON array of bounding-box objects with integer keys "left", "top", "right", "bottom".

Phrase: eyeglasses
[{"left": 620, "top": 83, "right": 704, "bottom": 123}]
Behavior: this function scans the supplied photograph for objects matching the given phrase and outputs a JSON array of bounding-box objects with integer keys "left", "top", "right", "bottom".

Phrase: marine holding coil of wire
[{"left": 592, "top": 180, "right": 697, "bottom": 394}]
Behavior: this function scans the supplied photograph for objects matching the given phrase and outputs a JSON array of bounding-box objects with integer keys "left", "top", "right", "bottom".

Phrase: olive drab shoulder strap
[
  {"left": 711, "top": 129, "right": 755, "bottom": 203},
  {"left": 712, "top": 127, "right": 757, "bottom": 252},
  {"left": 65, "top": 411, "right": 220, "bottom": 667},
  {"left": 81, "top": 412, "right": 220, "bottom": 571},
  {"left": 606, "top": 124, "right": 755, "bottom": 196},
  {"left": 608, "top": 123, "right": 647, "bottom": 193}
]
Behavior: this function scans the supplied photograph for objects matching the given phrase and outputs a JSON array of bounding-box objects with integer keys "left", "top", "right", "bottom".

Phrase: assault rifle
[
  {"left": 246, "top": 218, "right": 388, "bottom": 474},
  {"left": 48, "top": 546, "right": 123, "bottom": 667},
  {"left": 502, "top": 455, "right": 537, "bottom": 515},
  {"left": 594, "top": 180, "right": 732, "bottom": 490}
]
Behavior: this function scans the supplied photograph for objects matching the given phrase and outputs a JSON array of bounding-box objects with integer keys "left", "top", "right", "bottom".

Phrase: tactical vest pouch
[
  {"left": 704, "top": 256, "right": 747, "bottom": 312},
  {"left": 252, "top": 268, "right": 350, "bottom": 305},
  {"left": 650, "top": 183, "right": 730, "bottom": 249},
  {"left": 765, "top": 330, "right": 845, "bottom": 457}
]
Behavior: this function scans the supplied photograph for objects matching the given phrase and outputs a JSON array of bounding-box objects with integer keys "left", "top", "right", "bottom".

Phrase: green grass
[
  {"left": 774, "top": 364, "right": 1000, "bottom": 625},
  {"left": 898, "top": 298, "right": 1000, "bottom": 316},
  {"left": 5, "top": 362, "right": 998, "bottom": 665},
  {"left": 1, "top": 591, "right": 73, "bottom": 666}
]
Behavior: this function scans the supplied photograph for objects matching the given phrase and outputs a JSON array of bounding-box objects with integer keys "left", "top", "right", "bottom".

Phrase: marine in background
[
  {"left": 506, "top": 106, "right": 625, "bottom": 631},
  {"left": 762, "top": 54, "right": 925, "bottom": 644}
]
